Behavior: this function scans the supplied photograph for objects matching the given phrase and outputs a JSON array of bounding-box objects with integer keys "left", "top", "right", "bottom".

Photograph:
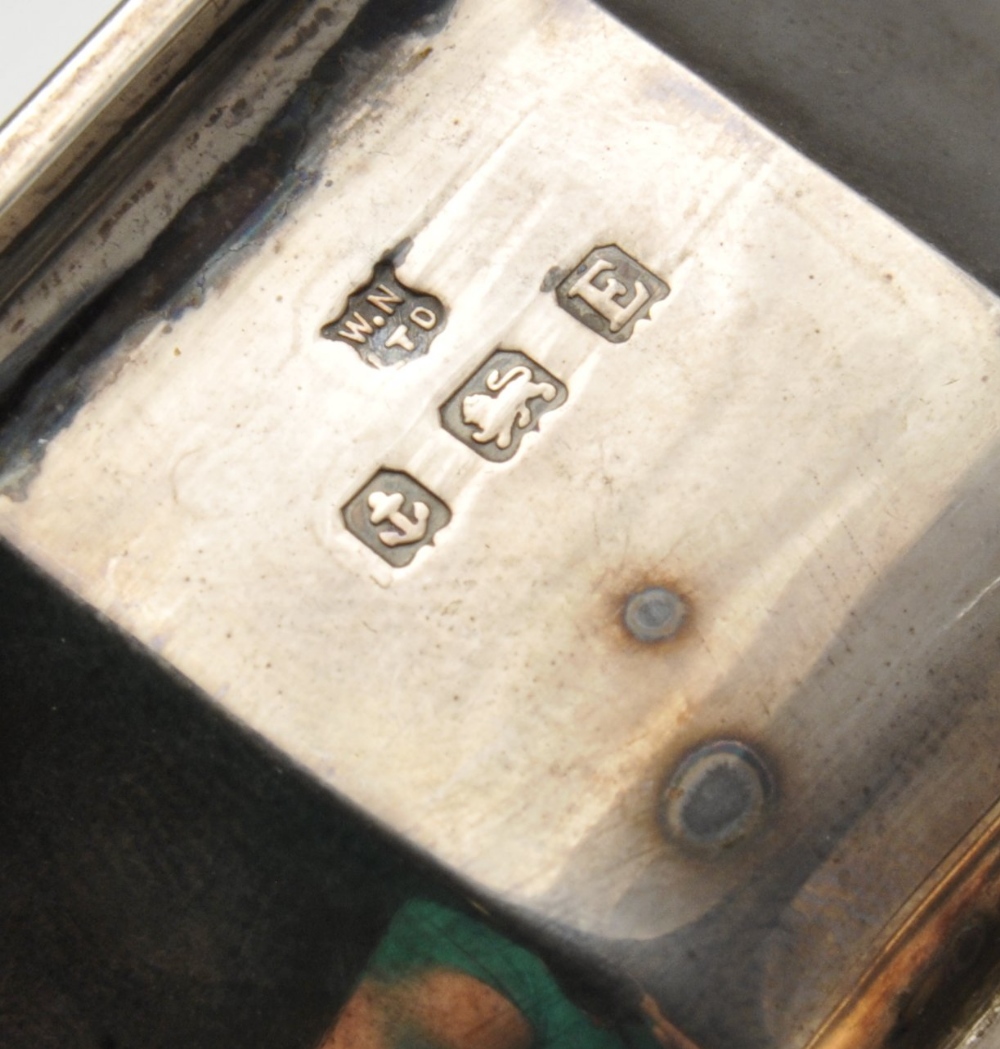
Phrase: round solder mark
[
  {"left": 661, "top": 741, "right": 772, "bottom": 850},
  {"left": 624, "top": 587, "right": 686, "bottom": 642}
]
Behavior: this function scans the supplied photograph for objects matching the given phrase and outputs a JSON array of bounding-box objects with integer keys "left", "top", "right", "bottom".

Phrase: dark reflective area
[
  {"left": 598, "top": 0, "right": 1000, "bottom": 292},
  {"left": 0, "top": 540, "right": 423, "bottom": 1049},
  {"left": 0, "top": 542, "right": 666, "bottom": 1048}
]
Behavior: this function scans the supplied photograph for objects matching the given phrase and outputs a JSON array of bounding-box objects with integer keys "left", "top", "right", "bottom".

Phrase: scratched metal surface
[
  {"left": 0, "top": 0, "right": 369, "bottom": 397},
  {"left": 3, "top": 1, "right": 1000, "bottom": 1047},
  {"left": 0, "top": 0, "right": 260, "bottom": 256}
]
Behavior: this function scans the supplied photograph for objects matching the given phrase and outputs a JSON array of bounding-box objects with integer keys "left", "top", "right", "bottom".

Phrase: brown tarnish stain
[
  {"left": 97, "top": 180, "right": 157, "bottom": 242},
  {"left": 806, "top": 803, "right": 1000, "bottom": 1049},
  {"left": 275, "top": 7, "right": 336, "bottom": 59},
  {"left": 600, "top": 568, "right": 698, "bottom": 655},
  {"left": 652, "top": 731, "right": 784, "bottom": 851},
  {"left": 640, "top": 993, "right": 705, "bottom": 1049},
  {"left": 228, "top": 98, "right": 250, "bottom": 124},
  {"left": 405, "top": 46, "right": 435, "bottom": 74}
]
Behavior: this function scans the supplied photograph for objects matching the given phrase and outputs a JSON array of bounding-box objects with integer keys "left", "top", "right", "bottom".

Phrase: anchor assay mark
[
  {"left": 367, "top": 490, "right": 430, "bottom": 547},
  {"left": 342, "top": 469, "right": 450, "bottom": 567}
]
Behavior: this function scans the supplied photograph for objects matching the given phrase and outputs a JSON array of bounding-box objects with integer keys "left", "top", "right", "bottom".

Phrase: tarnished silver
[
  {"left": 5, "top": 0, "right": 1000, "bottom": 1047},
  {"left": 0, "top": 0, "right": 257, "bottom": 255},
  {"left": 623, "top": 587, "right": 686, "bottom": 642},
  {"left": 661, "top": 741, "right": 773, "bottom": 850}
]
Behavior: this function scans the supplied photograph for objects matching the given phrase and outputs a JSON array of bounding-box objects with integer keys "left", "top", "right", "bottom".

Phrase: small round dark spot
[
  {"left": 624, "top": 587, "right": 685, "bottom": 642},
  {"left": 949, "top": 920, "right": 989, "bottom": 976},
  {"left": 660, "top": 741, "right": 773, "bottom": 849}
]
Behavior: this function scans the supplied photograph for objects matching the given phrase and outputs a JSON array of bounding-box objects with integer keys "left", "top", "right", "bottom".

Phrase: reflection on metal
[
  {"left": 959, "top": 990, "right": 1000, "bottom": 1049},
  {"left": 807, "top": 801, "right": 1000, "bottom": 1049},
  {"left": 3, "top": 0, "right": 1000, "bottom": 1046},
  {"left": 660, "top": 741, "right": 773, "bottom": 850},
  {"left": 322, "top": 898, "right": 677, "bottom": 1049}
]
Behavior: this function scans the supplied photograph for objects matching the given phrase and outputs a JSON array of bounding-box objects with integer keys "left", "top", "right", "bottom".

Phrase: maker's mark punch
[
  {"left": 556, "top": 245, "right": 669, "bottom": 342},
  {"left": 322, "top": 261, "right": 447, "bottom": 368}
]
